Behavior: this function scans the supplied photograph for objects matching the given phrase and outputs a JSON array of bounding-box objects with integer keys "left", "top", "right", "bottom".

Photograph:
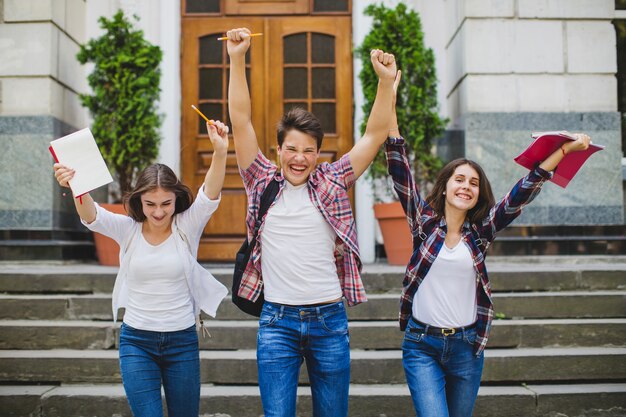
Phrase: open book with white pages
[{"left": 49, "top": 127, "right": 113, "bottom": 198}]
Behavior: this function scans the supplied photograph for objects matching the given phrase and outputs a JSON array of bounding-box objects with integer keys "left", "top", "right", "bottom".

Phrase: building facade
[{"left": 0, "top": 0, "right": 622, "bottom": 263}]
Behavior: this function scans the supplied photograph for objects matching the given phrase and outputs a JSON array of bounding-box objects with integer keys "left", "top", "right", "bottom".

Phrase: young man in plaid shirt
[{"left": 225, "top": 27, "right": 397, "bottom": 417}]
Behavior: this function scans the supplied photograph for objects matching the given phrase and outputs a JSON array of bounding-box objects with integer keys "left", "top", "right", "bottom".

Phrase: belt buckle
[{"left": 441, "top": 328, "right": 455, "bottom": 336}]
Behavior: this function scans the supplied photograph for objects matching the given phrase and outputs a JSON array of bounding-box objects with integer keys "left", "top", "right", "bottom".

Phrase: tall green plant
[
  {"left": 357, "top": 2, "right": 447, "bottom": 199},
  {"left": 77, "top": 11, "right": 162, "bottom": 202}
]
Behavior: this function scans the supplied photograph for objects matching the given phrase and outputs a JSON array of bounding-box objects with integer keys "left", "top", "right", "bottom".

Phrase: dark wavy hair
[
  {"left": 123, "top": 164, "right": 194, "bottom": 222},
  {"left": 277, "top": 107, "right": 324, "bottom": 150},
  {"left": 425, "top": 158, "right": 495, "bottom": 224}
]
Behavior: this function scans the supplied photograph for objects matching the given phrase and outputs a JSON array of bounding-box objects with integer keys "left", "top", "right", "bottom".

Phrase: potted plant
[
  {"left": 356, "top": 3, "right": 447, "bottom": 265},
  {"left": 77, "top": 10, "right": 162, "bottom": 265}
]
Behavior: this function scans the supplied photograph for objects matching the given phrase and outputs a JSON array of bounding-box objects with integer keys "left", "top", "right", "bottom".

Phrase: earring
[{"left": 443, "top": 191, "right": 446, "bottom": 195}]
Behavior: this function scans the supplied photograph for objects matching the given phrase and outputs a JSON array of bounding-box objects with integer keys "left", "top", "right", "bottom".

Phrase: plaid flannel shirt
[
  {"left": 385, "top": 137, "right": 552, "bottom": 356},
  {"left": 237, "top": 150, "right": 367, "bottom": 306}
]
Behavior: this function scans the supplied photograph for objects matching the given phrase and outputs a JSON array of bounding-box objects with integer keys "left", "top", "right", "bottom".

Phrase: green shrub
[
  {"left": 77, "top": 10, "right": 162, "bottom": 202},
  {"left": 356, "top": 2, "right": 447, "bottom": 199}
]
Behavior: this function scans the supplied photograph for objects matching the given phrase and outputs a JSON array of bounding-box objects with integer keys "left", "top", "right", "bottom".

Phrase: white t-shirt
[
  {"left": 261, "top": 181, "right": 342, "bottom": 305},
  {"left": 413, "top": 239, "right": 478, "bottom": 328},
  {"left": 124, "top": 233, "right": 195, "bottom": 331}
]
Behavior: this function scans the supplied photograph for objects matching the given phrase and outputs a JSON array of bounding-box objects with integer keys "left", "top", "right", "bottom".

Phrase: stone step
[
  {"left": 0, "top": 230, "right": 96, "bottom": 262},
  {"left": 1, "top": 318, "right": 625, "bottom": 351},
  {"left": 0, "top": 240, "right": 95, "bottom": 262},
  {"left": 2, "top": 291, "right": 624, "bottom": 321},
  {"left": 1, "top": 347, "right": 624, "bottom": 385},
  {"left": 1, "top": 257, "right": 625, "bottom": 294},
  {"left": 2, "top": 383, "right": 625, "bottom": 417}
]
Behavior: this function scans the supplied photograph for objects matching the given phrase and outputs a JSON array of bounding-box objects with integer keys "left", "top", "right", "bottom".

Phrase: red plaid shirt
[
  {"left": 237, "top": 150, "right": 367, "bottom": 306},
  {"left": 386, "top": 137, "right": 552, "bottom": 355}
]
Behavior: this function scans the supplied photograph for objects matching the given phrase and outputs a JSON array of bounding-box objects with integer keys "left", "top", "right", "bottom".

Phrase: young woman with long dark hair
[
  {"left": 385, "top": 80, "right": 591, "bottom": 416},
  {"left": 53, "top": 120, "right": 230, "bottom": 417}
]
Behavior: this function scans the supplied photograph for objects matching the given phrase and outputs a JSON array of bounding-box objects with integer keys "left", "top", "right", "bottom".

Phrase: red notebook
[{"left": 514, "top": 131, "right": 604, "bottom": 188}]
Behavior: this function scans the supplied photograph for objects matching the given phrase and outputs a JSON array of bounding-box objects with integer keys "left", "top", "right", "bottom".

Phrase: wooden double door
[{"left": 181, "top": 16, "right": 353, "bottom": 261}]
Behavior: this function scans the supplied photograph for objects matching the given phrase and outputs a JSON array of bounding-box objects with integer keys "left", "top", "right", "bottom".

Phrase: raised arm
[
  {"left": 203, "top": 120, "right": 230, "bottom": 200},
  {"left": 53, "top": 164, "right": 97, "bottom": 223},
  {"left": 226, "top": 27, "right": 259, "bottom": 170},
  {"left": 482, "top": 132, "right": 592, "bottom": 236},
  {"left": 348, "top": 49, "right": 397, "bottom": 179},
  {"left": 539, "top": 133, "right": 591, "bottom": 172},
  {"left": 388, "top": 69, "right": 402, "bottom": 139},
  {"left": 384, "top": 74, "right": 427, "bottom": 237}
]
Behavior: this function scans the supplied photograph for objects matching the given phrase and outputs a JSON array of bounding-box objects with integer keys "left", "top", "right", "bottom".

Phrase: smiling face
[
  {"left": 140, "top": 187, "right": 176, "bottom": 229},
  {"left": 277, "top": 130, "right": 320, "bottom": 186},
  {"left": 444, "top": 164, "right": 480, "bottom": 214}
]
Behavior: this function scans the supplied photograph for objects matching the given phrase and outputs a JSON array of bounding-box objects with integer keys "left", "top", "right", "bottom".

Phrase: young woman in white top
[{"left": 52, "top": 120, "right": 230, "bottom": 417}]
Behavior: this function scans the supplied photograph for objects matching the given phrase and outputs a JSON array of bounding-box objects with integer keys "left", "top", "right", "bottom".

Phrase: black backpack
[{"left": 232, "top": 179, "right": 280, "bottom": 317}]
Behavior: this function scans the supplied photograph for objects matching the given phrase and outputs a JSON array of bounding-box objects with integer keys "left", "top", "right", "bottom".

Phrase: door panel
[
  {"left": 181, "top": 16, "right": 352, "bottom": 261},
  {"left": 266, "top": 17, "right": 353, "bottom": 166},
  {"left": 181, "top": 18, "right": 265, "bottom": 261},
  {"left": 224, "top": 0, "right": 308, "bottom": 15}
]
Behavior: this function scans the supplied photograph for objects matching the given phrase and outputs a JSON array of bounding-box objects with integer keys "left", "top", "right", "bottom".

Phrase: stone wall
[
  {"left": 445, "top": 0, "right": 623, "bottom": 224},
  {"left": 0, "top": 0, "right": 90, "bottom": 231}
]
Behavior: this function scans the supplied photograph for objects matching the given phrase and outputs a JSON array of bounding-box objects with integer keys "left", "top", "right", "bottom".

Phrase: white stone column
[
  {"left": 444, "top": 0, "right": 622, "bottom": 224},
  {"left": 0, "top": 0, "right": 89, "bottom": 231}
]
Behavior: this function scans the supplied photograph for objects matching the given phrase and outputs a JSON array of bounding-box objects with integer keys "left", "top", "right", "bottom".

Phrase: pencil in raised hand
[
  {"left": 217, "top": 32, "right": 263, "bottom": 41},
  {"left": 191, "top": 105, "right": 214, "bottom": 125}
]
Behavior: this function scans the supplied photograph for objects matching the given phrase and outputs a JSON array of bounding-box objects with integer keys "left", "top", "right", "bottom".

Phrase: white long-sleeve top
[{"left": 82, "top": 186, "right": 228, "bottom": 322}]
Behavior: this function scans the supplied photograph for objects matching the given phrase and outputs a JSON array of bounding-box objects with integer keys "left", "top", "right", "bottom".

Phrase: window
[
  {"left": 197, "top": 33, "right": 250, "bottom": 133},
  {"left": 312, "top": 0, "right": 349, "bottom": 14},
  {"left": 185, "top": 0, "right": 220, "bottom": 14},
  {"left": 283, "top": 33, "right": 336, "bottom": 133}
]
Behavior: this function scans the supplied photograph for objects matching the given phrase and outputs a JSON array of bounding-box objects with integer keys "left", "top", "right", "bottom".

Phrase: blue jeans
[
  {"left": 402, "top": 317, "right": 484, "bottom": 417},
  {"left": 119, "top": 323, "right": 200, "bottom": 417},
  {"left": 257, "top": 301, "right": 350, "bottom": 417}
]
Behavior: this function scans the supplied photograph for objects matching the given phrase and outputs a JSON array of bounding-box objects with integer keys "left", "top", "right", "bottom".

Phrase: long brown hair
[
  {"left": 123, "top": 164, "right": 193, "bottom": 222},
  {"left": 426, "top": 158, "right": 495, "bottom": 224}
]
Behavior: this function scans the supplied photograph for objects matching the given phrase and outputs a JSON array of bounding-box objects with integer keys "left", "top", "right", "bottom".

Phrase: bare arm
[
  {"left": 348, "top": 49, "right": 397, "bottom": 179},
  {"left": 538, "top": 133, "right": 592, "bottom": 172},
  {"left": 53, "top": 164, "right": 97, "bottom": 223},
  {"left": 203, "top": 120, "right": 230, "bottom": 200},
  {"left": 226, "top": 28, "right": 259, "bottom": 170},
  {"left": 389, "top": 69, "right": 402, "bottom": 138}
]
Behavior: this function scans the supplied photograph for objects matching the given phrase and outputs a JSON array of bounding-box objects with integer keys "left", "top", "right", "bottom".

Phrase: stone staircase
[{"left": 0, "top": 256, "right": 625, "bottom": 417}]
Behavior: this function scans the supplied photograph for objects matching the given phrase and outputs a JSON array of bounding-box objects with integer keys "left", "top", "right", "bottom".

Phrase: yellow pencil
[
  {"left": 217, "top": 32, "right": 263, "bottom": 41},
  {"left": 191, "top": 105, "right": 214, "bottom": 125}
]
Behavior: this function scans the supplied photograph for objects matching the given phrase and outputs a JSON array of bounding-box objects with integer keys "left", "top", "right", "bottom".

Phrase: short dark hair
[
  {"left": 123, "top": 163, "right": 194, "bottom": 222},
  {"left": 277, "top": 107, "right": 324, "bottom": 149},
  {"left": 426, "top": 158, "right": 495, "bottom": 224}
]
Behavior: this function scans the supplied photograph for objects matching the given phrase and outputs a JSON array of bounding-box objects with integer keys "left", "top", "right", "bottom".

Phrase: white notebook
[{"left": 49, "top": 128, "right": 113, "bottom": 197}]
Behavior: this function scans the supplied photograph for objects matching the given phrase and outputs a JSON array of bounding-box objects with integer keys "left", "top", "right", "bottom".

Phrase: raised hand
[
  {"left": 539, "top": 132, "right": 593, "bottom": 172},
  {"left": 226, "top": 27, "right": 252, "bottom": 58},
  {"left": 53, "top": 163, "right": 74, "bottom": 188},
  {"left": 207, "top": 120, "right": 230, "bottom": 155},
  {"left": 370, "top": 49, "right": 397, "bottom": 82},
  {"left": 564, "top": 133, "right": 592, "bottom": 153}
]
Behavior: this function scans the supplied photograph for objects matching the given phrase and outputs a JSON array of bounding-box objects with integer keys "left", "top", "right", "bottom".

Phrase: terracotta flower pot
[
  {"left": 92, "top": 203, "right": 126, "bottom": 266},
  {"left": 373, "top": 201, "right": 412, "bottom": 266}
]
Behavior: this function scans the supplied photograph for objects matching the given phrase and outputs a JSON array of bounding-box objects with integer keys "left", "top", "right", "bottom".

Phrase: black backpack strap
[
  {"left": 250, "top": 178, "right": 280, "bottom": 243},
  {"left": 231, "top": 178, "right": 280, "bottom": 317}
]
